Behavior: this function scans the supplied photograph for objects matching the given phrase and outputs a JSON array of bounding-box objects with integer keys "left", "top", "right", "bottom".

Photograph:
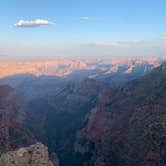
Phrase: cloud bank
[{"left": 14, "top": 19, "right": 55, "bottom": 27}]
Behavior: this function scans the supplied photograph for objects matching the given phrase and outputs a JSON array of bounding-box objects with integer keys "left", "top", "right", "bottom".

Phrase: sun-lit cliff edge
[{"left": 0, "top": 57, "right": 165, "bottom": 78}]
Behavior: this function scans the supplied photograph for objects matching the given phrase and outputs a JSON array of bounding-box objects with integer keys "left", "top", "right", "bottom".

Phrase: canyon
[{"left": 0, "top": 58, "right": 165, "bottom": 166}]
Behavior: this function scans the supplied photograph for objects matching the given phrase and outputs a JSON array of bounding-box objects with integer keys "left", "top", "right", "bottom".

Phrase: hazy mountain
[
  {"left": 0, "top": 57, "right": 165, "bottom": 103},
  {"left": 0, "top": 57, "right": 165, "bottom": 85},
  {"left": 0, "top": 74, "right": 67, "bottom": 102}
]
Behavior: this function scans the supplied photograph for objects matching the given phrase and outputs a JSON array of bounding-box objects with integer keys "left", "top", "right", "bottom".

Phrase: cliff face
[
  {"left": 0, "top": 85, "right": 35, "bottom": 152},
  {"left": 75, "top": 63, "right": 166, "bottom": 166},
  {"left": 0, "top": 85, "right": 59, "bottom": 166},
  {"left": 0, "top": 57, "right": 163, "bottom": 78},
  {"left": 0, "top": 142, "right": 58, "bottom": 166}
]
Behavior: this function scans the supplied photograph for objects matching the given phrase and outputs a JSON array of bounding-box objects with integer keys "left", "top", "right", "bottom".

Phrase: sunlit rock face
[
  {"left": 0, "top": 57, "right": 165, "bottom": 78},
  {"left": 0, "top": 142, "right": 59, "bottom": 166}
]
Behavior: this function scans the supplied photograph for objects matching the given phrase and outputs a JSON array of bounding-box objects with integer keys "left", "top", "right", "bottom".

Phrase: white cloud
[
  {"left": 94, "top": 40, "right": 140, "bottom": 47},
  {"left": 14, "top": 19, "right": 55, "bottom": 27},
  {"left": 80, "top": 16, "right": 89, "bottom": 20},
  {"left": 94, "top": 41, "right": 120, "bottom": 46}
]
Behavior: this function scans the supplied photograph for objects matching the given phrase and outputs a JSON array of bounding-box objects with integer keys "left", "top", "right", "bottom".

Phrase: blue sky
[{"left": 0, "top": 0, "right": 166, "bottom": 59}]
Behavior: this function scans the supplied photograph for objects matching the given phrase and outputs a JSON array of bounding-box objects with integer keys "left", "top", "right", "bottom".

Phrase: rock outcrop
[{"left": 0, "top": 142, "right": 58, "bottom": 166}]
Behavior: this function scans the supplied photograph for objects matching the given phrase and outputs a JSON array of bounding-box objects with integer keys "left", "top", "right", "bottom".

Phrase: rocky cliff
[
  {"left": 0, "top": 85, "right": 34, "bottom": 152},
  {"left": 0, "top": 142, "right": 58, "bottom": 166},
  {"left": 0, "top": 85, "right": 59, "bottom": 166},
  {"left": 75, "top": 62, "right": 166, "bottom": 166}
]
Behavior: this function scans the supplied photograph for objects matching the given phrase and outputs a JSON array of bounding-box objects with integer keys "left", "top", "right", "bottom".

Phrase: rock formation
[{"left": 0, "top": 142, "right": 58, "bottom": 166}]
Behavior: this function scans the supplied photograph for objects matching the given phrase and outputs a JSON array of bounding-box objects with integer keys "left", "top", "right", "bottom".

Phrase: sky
[{"left": 0, "top": 0, "right": 166, "bottom": 59}]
